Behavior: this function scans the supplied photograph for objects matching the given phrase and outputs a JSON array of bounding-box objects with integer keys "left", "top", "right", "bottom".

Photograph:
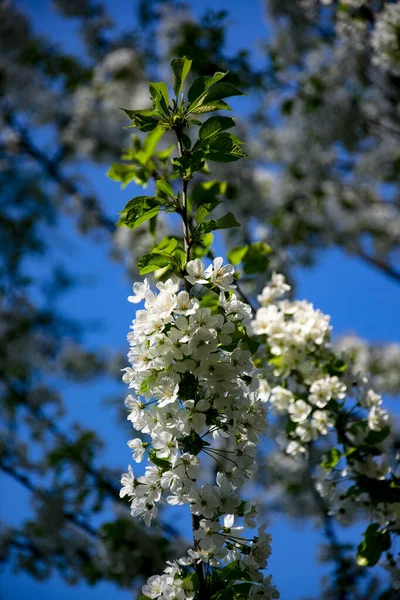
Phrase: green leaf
[
  {"left": 326, "top": 357, "right": 348, "bottom": 376},
  {"left": 174, "top": 248, "right": 186, "bottom": 270},
  {"left": 193, "top": 232, "right": 214, "bottom": 258},
  {"left": 188, "top": 99, "right": 232, "bottom": 115},
  {"left": 107, "top": 164, "right": 140, "bottom": 188},
  {"left": 137, "top": 252, "right": 170, "bottom": 275},
  {"left": 357, "top": 524, "right": 391, "bottom": 567},
  {"left": 195, "top": 201, "right": 221, "bottom": 224},
  {"left": 149, "top": 81, "right": 169, "bottom": 111},
  {"left": 154, "top": 237, "right": 178, "bottom": 254},
  {"left": 120, "top": 196, "right": 163, "bottom": 229},
  {"left": 183, "top": 572, "right": 199, "bottom": 594},
  {"left": 187, "top": 71, "right": 227, "bottom": 104},
  {"left": 242, "top": 242, "right": 271, "bottom": 274},
  {"left": 171, "top": 56, "right": 192, "bottom": 96},
  {"left": 191, "top": 180, "right": 227, "bottom": 206},
  {"left": 172, "top": 154, "right": 206, "bottom": 178},
  {"left": 149, "top": 214, "right": 157, "bottom": 236},
  {"left": 148, "top": 449, "right": 171, "bottom": 471},
  {"left": 365, "top": 426, "right": 391, "bottom": 445},
  {"left": 157, "top": 145, "right": 175, "bottom": 161},
  {"left": 198, "top": 212, "right": 240, "bottom": 234},
  {"left": 220, "top": 560, "right": 249, "bottom": 582},
  {"left": 121, "top": 108, "right": 161, "bottom": 131},
  {"left": 202, "top": 82, "right": 245, "bottom": 103},
  {"left": 199, "top": 116, "right": 236, "bottom": 140},
  {"left": 182, "top": 132, "right": 192, "bottom": 150},
  {"left": 156, "top": 179, "right": 175, "bottom": 199},
  {"left": 128, "top": 207, "right": 160, "bottom": 228},
  {"left": 149, "top": 82, "right": 169, "bottom": 104},
  {"left": 141, "top": 126, "right": 165, "bottom": 162},
  {"left": 228, "top": 245, "right": 249, "bottom": 265},
  {"left": 228, "top": 242, "right": 272, "bottom": 273},
  {"left": 321, "top": 448, "right": 342, "bottom": 470},
  {"left": 127, "top": 113, "right": 160, "bottom": 132},
  {"left": 199, "top": 291, "right": 220, "bottom": 312},
  {"left": 121, "top": 107, "right": 156, "bottom": 119},
  {"left": 205, "top": 132, "right": 247, "bottom": 162},
  {"left": 136, "top": 238, "right": 181, "bottom": 275}
]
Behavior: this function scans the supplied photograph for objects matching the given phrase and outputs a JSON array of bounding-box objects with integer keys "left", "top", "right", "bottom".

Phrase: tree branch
[{"left": 356, "top": 249, "right": 400, "bottom": 285}]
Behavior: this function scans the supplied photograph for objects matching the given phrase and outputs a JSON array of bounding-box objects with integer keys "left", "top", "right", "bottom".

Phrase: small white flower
[
  {"left": 205, "top": 257, "right": 236, "bottom": 291},
  {"left": 128, "top": 279, "right": 150, "bottom": 304},
  {"left": 288, "top": 400, "right": 312, "bottom": 423},
  {"left": 120, "top": 465, "right": 135, "bottom": 498},
  {"left": 156, "top": 276, "right": 180, "bottom": 294},
  {"left": 152, "top": 431, "right": 178, "bottom": 459},
  {"left": 153, "top": 374, "right": 180, "bottom": 407},
  {"left": 185, "top": 259, "right": 210, "bottom": 285},
  {"left": 311, "top": 410, "right": 335, "bottom": 435},
  {"left": 142, "top": 575, "right": 164, "bottom": 599},
  {"left": 194, "top": 519, "right": 224, "bottom": 550},
  {"left": 175, "top": 290, "right": 199, "bottom": 315},
  {"left": 127, "top": 438, "right": 146, "bottom": 462},
  {"left": 270, "top": 386, "right": 293, "bottom": 412},
  {"left": 368, "top": 406, "right": 390, "bottom": 431},
  {"left": 360, "top": 389, "right": 382, "bottom": 409}
]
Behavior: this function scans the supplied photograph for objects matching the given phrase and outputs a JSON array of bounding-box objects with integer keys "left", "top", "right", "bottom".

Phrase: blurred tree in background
[{"left": 1, "top": 0, "right": 400, "bottom": 597}]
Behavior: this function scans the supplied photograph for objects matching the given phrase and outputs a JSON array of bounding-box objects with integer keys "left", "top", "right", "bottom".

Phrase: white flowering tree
[
  {"left": 2, "top": 1, "right": 400, "bottom": 596},
  {"left": 116, "top": 58, "right": 400, "bottom": 599}
]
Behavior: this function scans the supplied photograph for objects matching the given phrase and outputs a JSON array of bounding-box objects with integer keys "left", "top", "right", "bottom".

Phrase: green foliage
[
  {"left": 106, "top": 163, "right": 140, "bottom": 189},
  {"left": 357, "top": 524, "right": 391, "bottom": 567},
  {"left": 196, "top": 212, "right": 240, "bottom": 235},
  {"left": 171, "top": 56, "right": 193, "bottom": 96},
  {"left": 192, "top": 232, "right": 214, "bottom": 258},
  {"left": 149, "top": 81, "right": 170, "bottom": 116},
  {"left": 195, "top": 132, "right": 247, "bottom": 163},
  {"left": 199, "top": 116, "right": 236, "bottom": 140},
  {"left": 113, "top": 57, "right": 246, "bottom": 287},
  {"left": 136, "top": 238, "right": 186, "bottom": 276},
  {"left": 191, "top": 180, "right": 228, "bottom": 206},
  {"left": 119, "top": 196, "right": 165, "bottom": 229},
  {"left": 187, "top": 71, "right": 227, "bottom": 103},
  {"left": 210, "top": 561, "right": 254, "bottom": 599},
  {"left": 195, "top": 201, "right": 222, "bottom": 224},
  {"left": 122, "top": 108, "right": 161, "bottom": 132},
  {"left": 187, "top": 73, "right": 245, "bottom": 114},
  {"left": 321, "top": 448, "right": 342, "bottom": 470},
  {"left": 228, "top": 242, "right": 272, "bottom": 274},
  {"left": 156, "top": 179, "right": 175, "bottom": 199},
  {"left": 107, "top": 127, "right": 166, "bottom": 188},
  {"left": 147, "top": 449, "right": 171, "bottom": 472}
]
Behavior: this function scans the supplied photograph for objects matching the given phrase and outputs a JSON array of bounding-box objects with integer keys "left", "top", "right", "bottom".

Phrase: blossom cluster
[
  {"left": 121, "top": 258, "right": 279, "bottom": 598},
  {"left": 371, "top": 1, "right": 400, "bottom": 77},
  {"left": 250, "top": 274, "right": 390, "bottom": 457},
  {"left": 121, "top": 258, "right": 398, "bottom": 597},
  {"left": 250, "top": 275, "right": 399, "bottom": 564}
]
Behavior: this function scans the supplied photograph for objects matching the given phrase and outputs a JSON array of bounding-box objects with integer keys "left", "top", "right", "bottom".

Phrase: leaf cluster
[{"left": 109, "top": 57, "right": 248, "bottom": 277}]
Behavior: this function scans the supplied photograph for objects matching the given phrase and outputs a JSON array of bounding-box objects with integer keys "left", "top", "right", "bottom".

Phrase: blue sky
[{"left": 1, "top": 1, "right": 399, "bottom": 599}]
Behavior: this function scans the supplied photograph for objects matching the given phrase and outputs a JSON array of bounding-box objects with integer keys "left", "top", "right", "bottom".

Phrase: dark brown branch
[{"left": 175, "top": 127, "right": 191, "bottom": 269}]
